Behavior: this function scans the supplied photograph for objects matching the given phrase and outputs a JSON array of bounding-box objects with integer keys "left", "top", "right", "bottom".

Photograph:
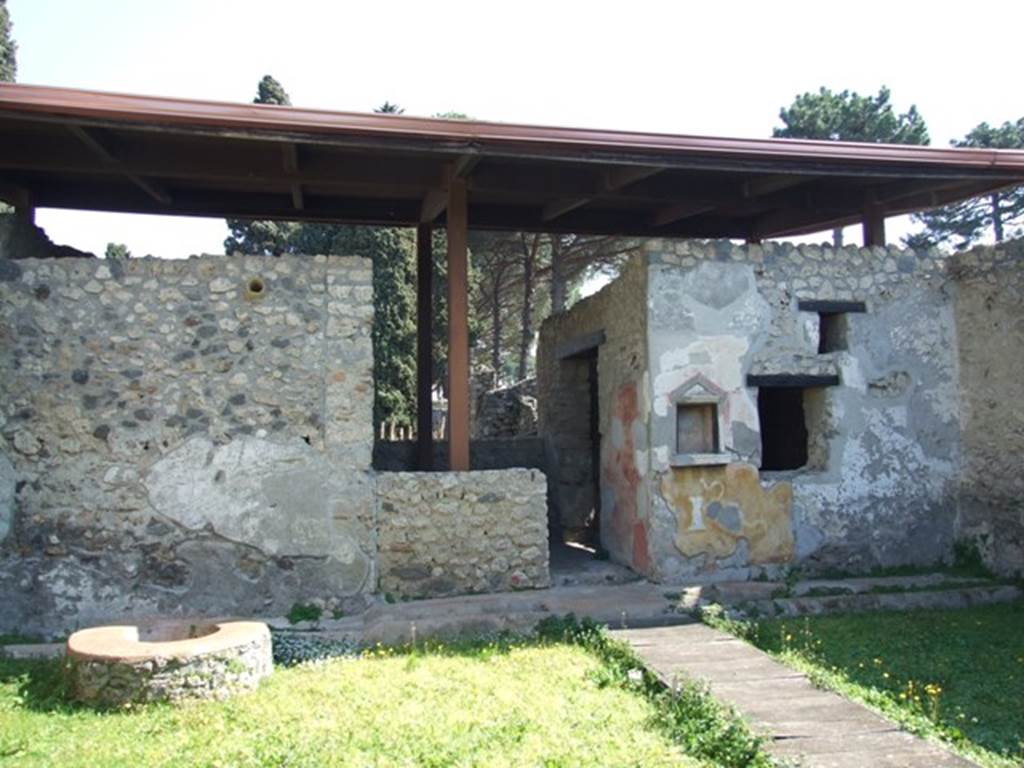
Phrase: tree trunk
[
  {"left": 550, "top": 236, "right": 566, "bottom": 314},
  {"left": 832, "top": 227, "right": 844, "bottom": 248},
  {"left": 518, "top": 233, "right": 538, "bottom": 381},
  {"left": 991, "top": 193, "right": 1004, "bottom": 242},
  {"left": 490, "top": 281, "right": 503, "bottom": 378}
]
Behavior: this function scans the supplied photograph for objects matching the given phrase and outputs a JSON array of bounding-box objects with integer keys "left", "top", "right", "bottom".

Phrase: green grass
[
  {"left": 710, "top": 602, "right": 1024, "bottom": 768},
  {"left": 0, "top": 624, "right": 773, "bottom": 768}
]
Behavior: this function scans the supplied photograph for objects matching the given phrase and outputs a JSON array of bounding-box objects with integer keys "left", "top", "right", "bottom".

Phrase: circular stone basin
[{"left": 67, "top": 619, "right": 272, "bottom": 706}]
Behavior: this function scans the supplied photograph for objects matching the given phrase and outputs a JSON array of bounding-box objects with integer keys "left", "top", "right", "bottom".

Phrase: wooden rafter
[{"left": 67, "top": 124, "right": 172, "bottom": 205}]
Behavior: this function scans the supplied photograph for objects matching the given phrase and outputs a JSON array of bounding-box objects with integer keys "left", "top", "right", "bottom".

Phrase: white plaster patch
[
  {"left": 836, "top": 353, "right": 866, "bottom": 393},
  {"left": 40, "top": 561, "right": 160, "bottom": 624},
  {"left": 654, "top": 336, "right": 752, "bottom": 418},
  {"left": 144, "top": 436, "right": 372, "bottom": 563}
]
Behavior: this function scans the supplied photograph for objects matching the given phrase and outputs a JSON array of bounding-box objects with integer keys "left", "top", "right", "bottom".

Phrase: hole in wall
[
  {"left": 757, "top": 386, "right": 831, "bottom": 471},
  {"left": 818, "top": 312, "right": 848, "bottom": 353},
  {"left": 245, "top": 277, "right": 266, "bottom": 301}
]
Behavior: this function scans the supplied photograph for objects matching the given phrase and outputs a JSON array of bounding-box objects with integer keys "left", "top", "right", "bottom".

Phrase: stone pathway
[{"left": 612, "top": 623, "right": 976, "bottom": 768}]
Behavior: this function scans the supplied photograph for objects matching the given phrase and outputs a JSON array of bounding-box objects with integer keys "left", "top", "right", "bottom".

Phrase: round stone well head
[{"left": 66, "top": 619, "right": 272, "bottom": 706}]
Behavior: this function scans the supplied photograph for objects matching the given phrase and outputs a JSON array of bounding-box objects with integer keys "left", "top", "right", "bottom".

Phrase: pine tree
[
  {"left": 774, "top": 86, "right": 929, "bottom": 246},
  {"left": 0, "top": 0, "right": 16, "bottom": 83},
  {"left": 255, "top": 75, "right": 290, "bottom": 106},
  {"left": 909, "top": 119, "right": 1024, "bottom": 249}
]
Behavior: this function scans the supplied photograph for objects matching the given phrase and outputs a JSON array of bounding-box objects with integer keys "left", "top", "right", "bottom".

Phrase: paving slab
[{"left": 612, "top": 623, "right": 976, "bottom": 768}]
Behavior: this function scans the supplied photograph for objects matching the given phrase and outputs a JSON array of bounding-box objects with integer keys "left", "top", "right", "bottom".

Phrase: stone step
[{"left": 716, "top": 583, "right": 1021, "bottom": 620}]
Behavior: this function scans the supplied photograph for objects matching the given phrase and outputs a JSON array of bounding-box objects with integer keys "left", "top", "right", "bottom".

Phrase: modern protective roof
[{"left": 2, "top": 83, "right": 1023, "bottom": 239}]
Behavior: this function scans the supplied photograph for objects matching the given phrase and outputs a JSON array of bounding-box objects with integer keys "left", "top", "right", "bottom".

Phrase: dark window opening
[
  {"left": 758, "top": 387, "right": 808, "bottom": 470},
  {"left": 818, "top": 312, "right": 848, "bottom": 353},
  {"left": 676, "top": 402, "right": 719, "bottom": 454}
]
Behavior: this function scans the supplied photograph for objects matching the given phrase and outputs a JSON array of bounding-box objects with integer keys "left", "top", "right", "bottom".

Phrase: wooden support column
[
  {"left": 862, "top": 195, "right": 886, "bottom": 247},
  {"left": 446, "top": 170, "right": 470, "bottom": 471},
  {"left": 416, "top": 223, "right": 434, "bottom": 471}
]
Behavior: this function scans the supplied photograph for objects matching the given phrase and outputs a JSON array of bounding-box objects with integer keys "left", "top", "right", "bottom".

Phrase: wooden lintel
[
  {"left": 650, "top": 201, "right": 715, "bottom": 227},
  {"left": 542, "top": 197, "right": 590, "bottom": 222},
  {"left": 291, "top": 183, "right": 304, "bottom": 210},
  {"left": 747, "top": 373, "right": 840, "bottom": 388},
  {"left": 797, "top": 299, "right": 867, "bottom": 314}
]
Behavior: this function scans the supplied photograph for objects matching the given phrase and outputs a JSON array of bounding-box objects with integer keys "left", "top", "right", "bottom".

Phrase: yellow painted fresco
[{"left": 660, "top": 463, "right": 794, "bottom": 564}]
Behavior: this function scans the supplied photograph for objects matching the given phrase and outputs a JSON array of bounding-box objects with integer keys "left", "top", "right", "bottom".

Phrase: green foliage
[
  {"left": 0, "top": 0, "right": 16, "bottom": 83},
  {"left": 376, "top": 101, "right": 403, "bottom": 114},
  {"left": 103, "top": 242, "right": 131, "bottom": 260},
  {"left": 536, "top": 614, "right": 773, "bottom": 768},
  {"left": 774, "top": 85, "right": 929, "bottom": 145},
  {"left": 730, "top": 603, "right": 1024, "bottom": 767},
  {"left": 910, "top": 119, "right": 1024, "bottom": 250},
  {"left": 254, "top": 75, "right": 290, "bottom": 106},
  {"left": 0, "top": 633, "right": 707, "bottom": 766},
  {"left": 285, "top": 602, "right": 322, "bottom": 625}
]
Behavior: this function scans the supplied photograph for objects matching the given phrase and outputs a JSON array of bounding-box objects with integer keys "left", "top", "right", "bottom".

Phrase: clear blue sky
[{"left": 9, "top": 0, "right": 1023, "bottom": 256}]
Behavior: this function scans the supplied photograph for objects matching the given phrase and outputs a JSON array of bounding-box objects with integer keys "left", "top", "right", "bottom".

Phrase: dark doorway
[
  {"left": 757, "top": 387, "right": 808, "bottom": 470},
  {"left": 585, "top": 353, "right": 601, "bottom": 548}
]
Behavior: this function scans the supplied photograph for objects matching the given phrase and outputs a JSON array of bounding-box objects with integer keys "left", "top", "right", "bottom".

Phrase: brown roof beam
[
  {"left": 742, "top": 174, "right": 817, "bottom": 198},
  {"left": 420, "top": 187, "right": 446, "bottom": 223},
  {"left": 650, "top": 200, "right": 716, "bottom": 227},
  {"left": 420, "top": 158, "right": 479, "bottom": 223},
  {"left": 281, "top": 143, "right": 304, "bottom": 210},
  {"left": 68, "top": 123, "right": 171, "bottom": 205},
  {"left": 452, "top": 153, "right": 479, "bottom": 179},
  {"left": 543, "top": 164, "right": 666, "bottom": 222},
  {"left": 542, "top": 197, "right": 590, "bottom": 222}
]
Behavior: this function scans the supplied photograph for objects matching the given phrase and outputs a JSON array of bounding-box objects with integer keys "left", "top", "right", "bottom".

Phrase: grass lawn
[
  {"left": 729, "top": 601, "right": 1024, "bottom": 768},
  {"left": 0, "top": 625, "right": 769, "bottom": 768}
]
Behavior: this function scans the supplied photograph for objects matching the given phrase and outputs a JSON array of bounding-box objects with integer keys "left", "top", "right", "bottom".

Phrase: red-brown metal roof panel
[{"left": 3, "top": 83, "right": 1024, "bottom": 172}]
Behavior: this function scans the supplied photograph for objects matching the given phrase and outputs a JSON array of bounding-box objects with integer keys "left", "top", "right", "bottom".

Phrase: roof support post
[
  {"left": 416, "top": 223, "right": 434, "bottom": 471},
  {"left": 446, "top": 169, "right": 470, "bottom": 471},
  {"left": 862, "top": 195, "right": 886, "bottom": 247}
]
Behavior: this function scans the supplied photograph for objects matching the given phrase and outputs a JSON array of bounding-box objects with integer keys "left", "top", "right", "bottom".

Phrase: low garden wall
[{"left": 377, "top": 469, "right": 550, "bottom": 598}]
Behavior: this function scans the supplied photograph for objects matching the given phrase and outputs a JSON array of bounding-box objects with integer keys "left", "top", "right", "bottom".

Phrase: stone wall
[
  {"left": 0, "top": 252, "right": 376, "bottom": 635},
  {"left": 952, "top": 242, "right": 1024, "bottom": 575},
  {"left": 473, "top": 378, "right": 538, "bottom": 439},
  {"left": 372, "top": 437, "right": 546, "bottom": 472},
  {"left": 538, "top": 255, "right": 650, "bottom": 567},
  {"left": 645, "top": 239, "right": 963, "bottom": 580},
  {"left": 377, "top": 469, "right": 549, "bottom": 598}
]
